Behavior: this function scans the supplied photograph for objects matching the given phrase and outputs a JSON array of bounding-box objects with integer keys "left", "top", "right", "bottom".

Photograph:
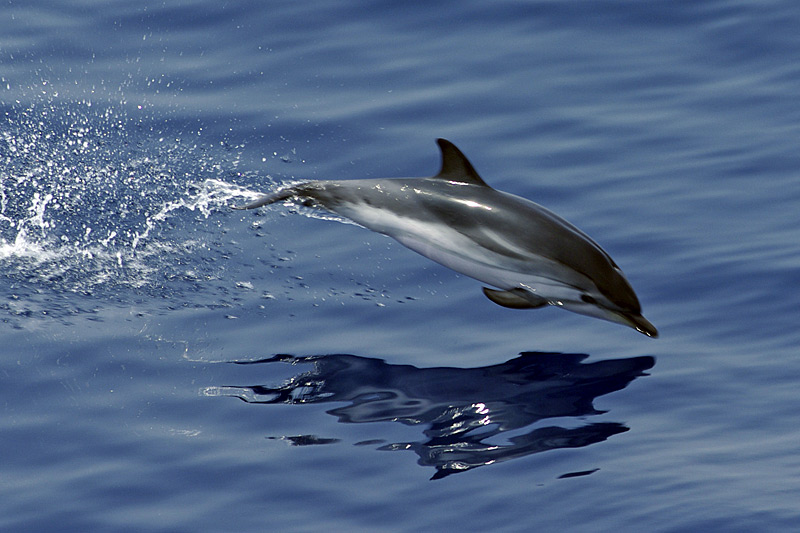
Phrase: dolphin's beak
[
  {"left": 561, "top": 300, "right": 659, "bottom": 338},
  {"left": 620, "top": 312, "right": 658, "bottom": 338}
]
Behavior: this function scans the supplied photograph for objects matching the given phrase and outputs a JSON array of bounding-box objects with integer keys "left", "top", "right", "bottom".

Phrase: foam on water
[{"left": 0, "top": 100, "right": 274, "bottom": 317}]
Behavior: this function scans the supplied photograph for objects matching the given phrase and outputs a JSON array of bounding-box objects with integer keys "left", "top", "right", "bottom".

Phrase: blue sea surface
[{"left": 2, "top": 1, "right": 800, "bottom": 531}]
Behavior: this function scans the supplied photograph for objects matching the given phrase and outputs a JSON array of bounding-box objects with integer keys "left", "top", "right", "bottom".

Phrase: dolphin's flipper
[
  {"left": 482, "top": 287, "right": 548, "bottom": 309},
  {"left": 234, "top": 189, "right": 297, "bottom": 210}
]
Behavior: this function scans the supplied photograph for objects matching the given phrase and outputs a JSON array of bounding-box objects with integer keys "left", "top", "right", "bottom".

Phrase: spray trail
[{"left": 0, "top": 101, "right": 270, "bottom": 304}]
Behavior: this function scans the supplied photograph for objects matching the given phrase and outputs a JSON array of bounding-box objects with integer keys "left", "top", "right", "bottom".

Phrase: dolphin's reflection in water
[{"left": 217, "top": 352, "right": 654, "bottom": 480}]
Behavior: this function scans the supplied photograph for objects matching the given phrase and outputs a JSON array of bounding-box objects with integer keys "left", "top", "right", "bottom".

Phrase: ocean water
[{"left": 2, "top": 1, "right": 800, "bottom": 531}]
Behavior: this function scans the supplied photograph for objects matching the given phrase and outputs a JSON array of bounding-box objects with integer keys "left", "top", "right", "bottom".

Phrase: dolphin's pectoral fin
[
  {"left": 482, "top": 287, "right": 548, "bottom": 309},
  {"left": 434, "top": 139, "right": 490, "bottom": 187}
]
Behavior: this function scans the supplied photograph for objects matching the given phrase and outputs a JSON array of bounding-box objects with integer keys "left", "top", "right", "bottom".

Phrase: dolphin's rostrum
[{"left": 238, "top": 139, "right": 657, "bottom": 337}]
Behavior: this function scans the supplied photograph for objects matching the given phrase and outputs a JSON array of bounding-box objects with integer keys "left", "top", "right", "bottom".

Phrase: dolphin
[{"left": 237, "top": 139, "right": 657, "bottom": 337}]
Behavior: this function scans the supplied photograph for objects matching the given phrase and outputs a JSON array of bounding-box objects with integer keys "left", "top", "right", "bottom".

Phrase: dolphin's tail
[{"left": 233, "top": 187, "right": 299, "bottom": 210}]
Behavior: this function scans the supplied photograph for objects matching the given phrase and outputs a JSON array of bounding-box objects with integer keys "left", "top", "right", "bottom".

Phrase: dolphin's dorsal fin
[{"left": 434, "top": 138, "right": 490, "bottom": 187}]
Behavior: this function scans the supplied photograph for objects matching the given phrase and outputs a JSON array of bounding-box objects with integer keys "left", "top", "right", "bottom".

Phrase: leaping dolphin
[{"left": 237, "top": 139, "right": 657, "bottom": 337}]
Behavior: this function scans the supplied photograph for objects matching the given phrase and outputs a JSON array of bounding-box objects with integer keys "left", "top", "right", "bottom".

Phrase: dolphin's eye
[{"left": 581, "top": 294, "right": 598, "bottom": 305}]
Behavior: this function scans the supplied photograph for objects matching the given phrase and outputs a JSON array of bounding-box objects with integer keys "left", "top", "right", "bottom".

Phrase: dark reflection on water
[{"left": 218, "top": 352, "right": 654, "bottom": 480}]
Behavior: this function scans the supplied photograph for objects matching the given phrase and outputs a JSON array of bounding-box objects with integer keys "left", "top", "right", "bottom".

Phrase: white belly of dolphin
[{"left": 333, "top": 200, "right": 586, "bottom": 303}]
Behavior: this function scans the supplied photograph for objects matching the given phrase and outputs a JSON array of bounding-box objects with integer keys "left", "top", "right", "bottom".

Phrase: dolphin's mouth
[
  {"left": 621, "top": 313, "right": 659, "bottom": 338},
  {"left": 565, "top": 301, "right": 659, "bottom": 338}
]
